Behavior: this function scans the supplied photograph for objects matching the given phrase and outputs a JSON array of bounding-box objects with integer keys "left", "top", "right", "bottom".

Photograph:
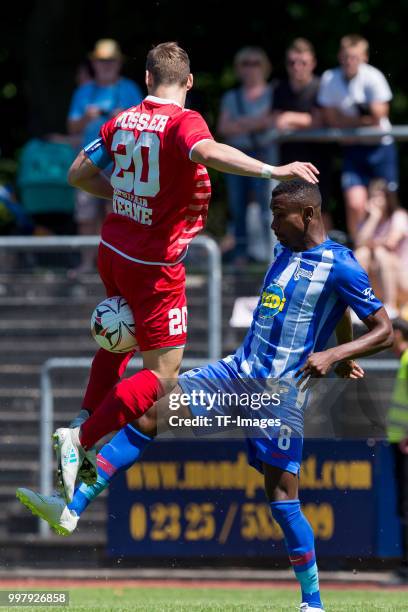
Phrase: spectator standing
[
  {"left": 272, "top": 39, "right": 332, "bottom": 223},
  {"left": 354, "top": 179, "right": 408, "bottom": 318},
  {"left": 67, "top": 39, "right": 143, "bottom": 274},
  {"left": 387, "top": 318, "right": 408, "bottom": 584},
  {"left": 318, "top": 35, "right": 398, "bottom": 239},
  {"left": 217, "top": 47, "right": 276, "bottom": 265}
]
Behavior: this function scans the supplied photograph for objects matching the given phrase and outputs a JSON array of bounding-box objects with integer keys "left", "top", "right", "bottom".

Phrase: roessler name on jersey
[{"left": 114, "top": 110, "right": 170, "bottom": 133}]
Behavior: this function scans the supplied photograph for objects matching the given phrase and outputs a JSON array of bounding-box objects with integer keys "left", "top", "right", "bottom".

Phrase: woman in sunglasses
[{"left": 217, "top": 47, "right": 276, "bottom": 266}]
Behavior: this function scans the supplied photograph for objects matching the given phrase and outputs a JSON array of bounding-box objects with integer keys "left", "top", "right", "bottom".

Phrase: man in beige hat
[{"left": 67, "top": 39, "right": 143, "bottom": 274}]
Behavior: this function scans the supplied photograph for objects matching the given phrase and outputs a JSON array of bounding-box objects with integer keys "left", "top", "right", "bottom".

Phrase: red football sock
[
  {"left": 79, "top": 369, "right": 164, "bottom": 449},
  {"left": 82, "top": 348, "right": 136, "bottom": 414}
]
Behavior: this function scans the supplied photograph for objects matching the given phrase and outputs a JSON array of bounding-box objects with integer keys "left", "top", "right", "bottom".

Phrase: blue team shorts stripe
[{"left": 246, "top": 435, "right": 303, "bottom": 475}]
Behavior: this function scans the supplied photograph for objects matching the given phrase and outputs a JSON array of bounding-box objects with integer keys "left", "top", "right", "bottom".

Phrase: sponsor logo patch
[{"left": 259, "top": 283, "right": 286, "bottom": 319}]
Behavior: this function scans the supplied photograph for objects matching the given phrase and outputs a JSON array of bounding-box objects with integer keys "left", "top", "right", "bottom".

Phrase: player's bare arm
[
  {"left": 297, "top": 307, "right": 393, "bottom": 383},
  {"left": 190, "top": 139, "right": 319, "bottom": 183},
  {"left": 68, "top": 150, "right": 113, "bottom": 200},
  {"left": 333, "top": 308, "right": 364, "bottom": 379}
]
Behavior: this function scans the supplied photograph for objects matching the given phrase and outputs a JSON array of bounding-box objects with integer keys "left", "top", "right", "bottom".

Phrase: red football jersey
[{"left": 99, "top": 95, "right": 213, "bottom": 264}]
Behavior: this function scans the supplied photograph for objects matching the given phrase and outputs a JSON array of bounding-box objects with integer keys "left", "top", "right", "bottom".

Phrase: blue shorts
[
  {"left": 178, "top": 357, "right": 303, "bottom": 476},
  {"left": 341, "top": 143, "right": 398, "bottom": 191}
]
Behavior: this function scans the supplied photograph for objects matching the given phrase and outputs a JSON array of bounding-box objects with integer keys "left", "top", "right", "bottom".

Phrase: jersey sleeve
[
  {"left": 99, "top": 116, "right": 117, "bottom": 149},
  {"left": 174, "top": 111, "right": 214, "bottom": 160},
  {"left": 332, "top": 250, "right": 383, "bottom": 320},
  {"left": 365, "top": 69, "right": 393, "bottom": 103}
]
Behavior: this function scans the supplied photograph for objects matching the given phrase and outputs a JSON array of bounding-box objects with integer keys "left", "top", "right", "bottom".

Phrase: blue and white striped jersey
[{"left": 231, "top": 239, "right": 383, "bottom": 379}]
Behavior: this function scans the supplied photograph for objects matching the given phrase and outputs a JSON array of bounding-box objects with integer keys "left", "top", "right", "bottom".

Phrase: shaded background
[
  {"left": 1, "top": 0, "right": 408, "bottom": 228},
  {"left": 0, "top": 0, "right": 406, "bottom": 575}
]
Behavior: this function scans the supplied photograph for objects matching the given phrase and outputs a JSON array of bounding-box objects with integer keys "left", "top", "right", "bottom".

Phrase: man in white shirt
[{"left": 318, "top": 35, "right": 398, "bottom": 238}]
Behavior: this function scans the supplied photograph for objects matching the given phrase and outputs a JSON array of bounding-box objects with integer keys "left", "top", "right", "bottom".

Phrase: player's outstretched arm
[
  {"left": 297, "top": 307, "right": 393, "bottom": 383},
  {"left": 190, "top": 140, "right": 319, "bottom": 183},
  {"left": 68, "top": 150, "right": 113, "bottom": 200}
]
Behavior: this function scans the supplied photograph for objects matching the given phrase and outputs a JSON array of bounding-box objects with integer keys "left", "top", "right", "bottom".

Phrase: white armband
[{"left": 261, "top": 164, "right": 276, "bottom": 179}]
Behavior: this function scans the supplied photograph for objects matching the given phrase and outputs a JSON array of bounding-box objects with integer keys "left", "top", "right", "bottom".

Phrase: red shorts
[{"left": 97, "top": 243, "right": 187, "bottom": 352}]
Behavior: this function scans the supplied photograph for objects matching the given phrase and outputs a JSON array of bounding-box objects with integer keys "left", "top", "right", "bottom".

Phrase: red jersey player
[{"left": 54, "top": 42, "right": 319, "bottom": 502}]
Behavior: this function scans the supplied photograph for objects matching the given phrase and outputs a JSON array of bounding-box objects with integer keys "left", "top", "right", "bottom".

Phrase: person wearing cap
[{"left": 67, "top": 39, "right": 143, "bottom": 274}]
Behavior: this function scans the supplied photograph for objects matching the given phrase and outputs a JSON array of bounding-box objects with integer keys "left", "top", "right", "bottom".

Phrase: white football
[{"left": 91, "top": 296, "right": 137, "bottom": 353}]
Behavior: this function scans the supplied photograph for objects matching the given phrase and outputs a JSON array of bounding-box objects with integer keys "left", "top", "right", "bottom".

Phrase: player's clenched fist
[
  {"left": 273, "top": 161, "right": 319, "bottom": 184},
  {"left": 296, "top": 350, "right": 335, "bottom": 385}
]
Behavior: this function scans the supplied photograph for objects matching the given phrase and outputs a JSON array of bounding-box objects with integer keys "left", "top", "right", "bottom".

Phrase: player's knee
[
  {"left": 133, "top": 410, "right": 158, "bottom": 437},
  {"left": 265, "top": 483, "right": 293, "bottom": 503},
  {"left": 152, "top": 372, "right": 180, "bottom": 394},
  {"left": 153, "top": 354, "right": 182, "bottom": 380},
  {"left": 263, "top": 464, "right": 298, "bottom": 502}
]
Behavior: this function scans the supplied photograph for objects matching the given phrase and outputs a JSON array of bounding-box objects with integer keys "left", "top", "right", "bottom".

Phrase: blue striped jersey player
[
  {"left": 179, "top": 206, "right": 385, "bottom": 473},
  {"left": 194, "top": 234, "right": 384, "bottom": 440},
  {"left": 16, "top": 180, "right": 393, "bottom": 612}
]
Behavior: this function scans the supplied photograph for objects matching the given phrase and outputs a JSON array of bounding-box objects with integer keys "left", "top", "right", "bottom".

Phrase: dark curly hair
[{"left": 272, "top": 179, "right": 322, "bottom": 209}]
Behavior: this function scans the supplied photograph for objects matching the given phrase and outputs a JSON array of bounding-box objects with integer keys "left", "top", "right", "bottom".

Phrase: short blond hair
[
  {"left": 340, "top": 34, "right": 369, "bottom": 54},
  {"left": 146, "top": 42, "right": 190, "bottom": 86},
  {"left": 286, "top": 38, "right": 315, "bottom": 58}
]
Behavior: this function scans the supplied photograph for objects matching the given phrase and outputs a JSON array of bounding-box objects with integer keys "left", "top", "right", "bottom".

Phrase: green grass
[{"left": 6, "top": 586, "right": 408, "bottom": 612}]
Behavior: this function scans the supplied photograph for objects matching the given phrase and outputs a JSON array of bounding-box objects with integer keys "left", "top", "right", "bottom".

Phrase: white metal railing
[
  {"left": 38, "top": 356, "right": 398, "bottom": 537},
  {"left": 270, "top": 125, "right": 408, "bottom": 143},
  {"left": 0, "top": 234, "right": 222, "bottom": 361},
  {"left": 0, "top": 234, "right": 222, "bottom": 536}
]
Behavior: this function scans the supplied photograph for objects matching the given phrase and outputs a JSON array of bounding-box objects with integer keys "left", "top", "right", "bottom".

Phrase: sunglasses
[
  {"left": 240, "top": 59, "right": 262, "bottom": 67},
  {"left": 286, "top": 58, "right": 309, "bottom": 67}
]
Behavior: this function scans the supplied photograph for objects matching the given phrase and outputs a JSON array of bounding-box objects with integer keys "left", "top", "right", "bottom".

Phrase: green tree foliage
[{"left": 1, "top": 0, "right": 408, "bottom": 220}]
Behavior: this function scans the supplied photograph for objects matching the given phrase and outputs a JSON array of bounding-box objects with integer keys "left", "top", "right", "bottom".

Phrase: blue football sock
[
  {"left": 68, "top": 424, "right": 152, "bottom": 517},
  {"left": 271, "top": 500, "right": 322, "bottom": 609}
]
